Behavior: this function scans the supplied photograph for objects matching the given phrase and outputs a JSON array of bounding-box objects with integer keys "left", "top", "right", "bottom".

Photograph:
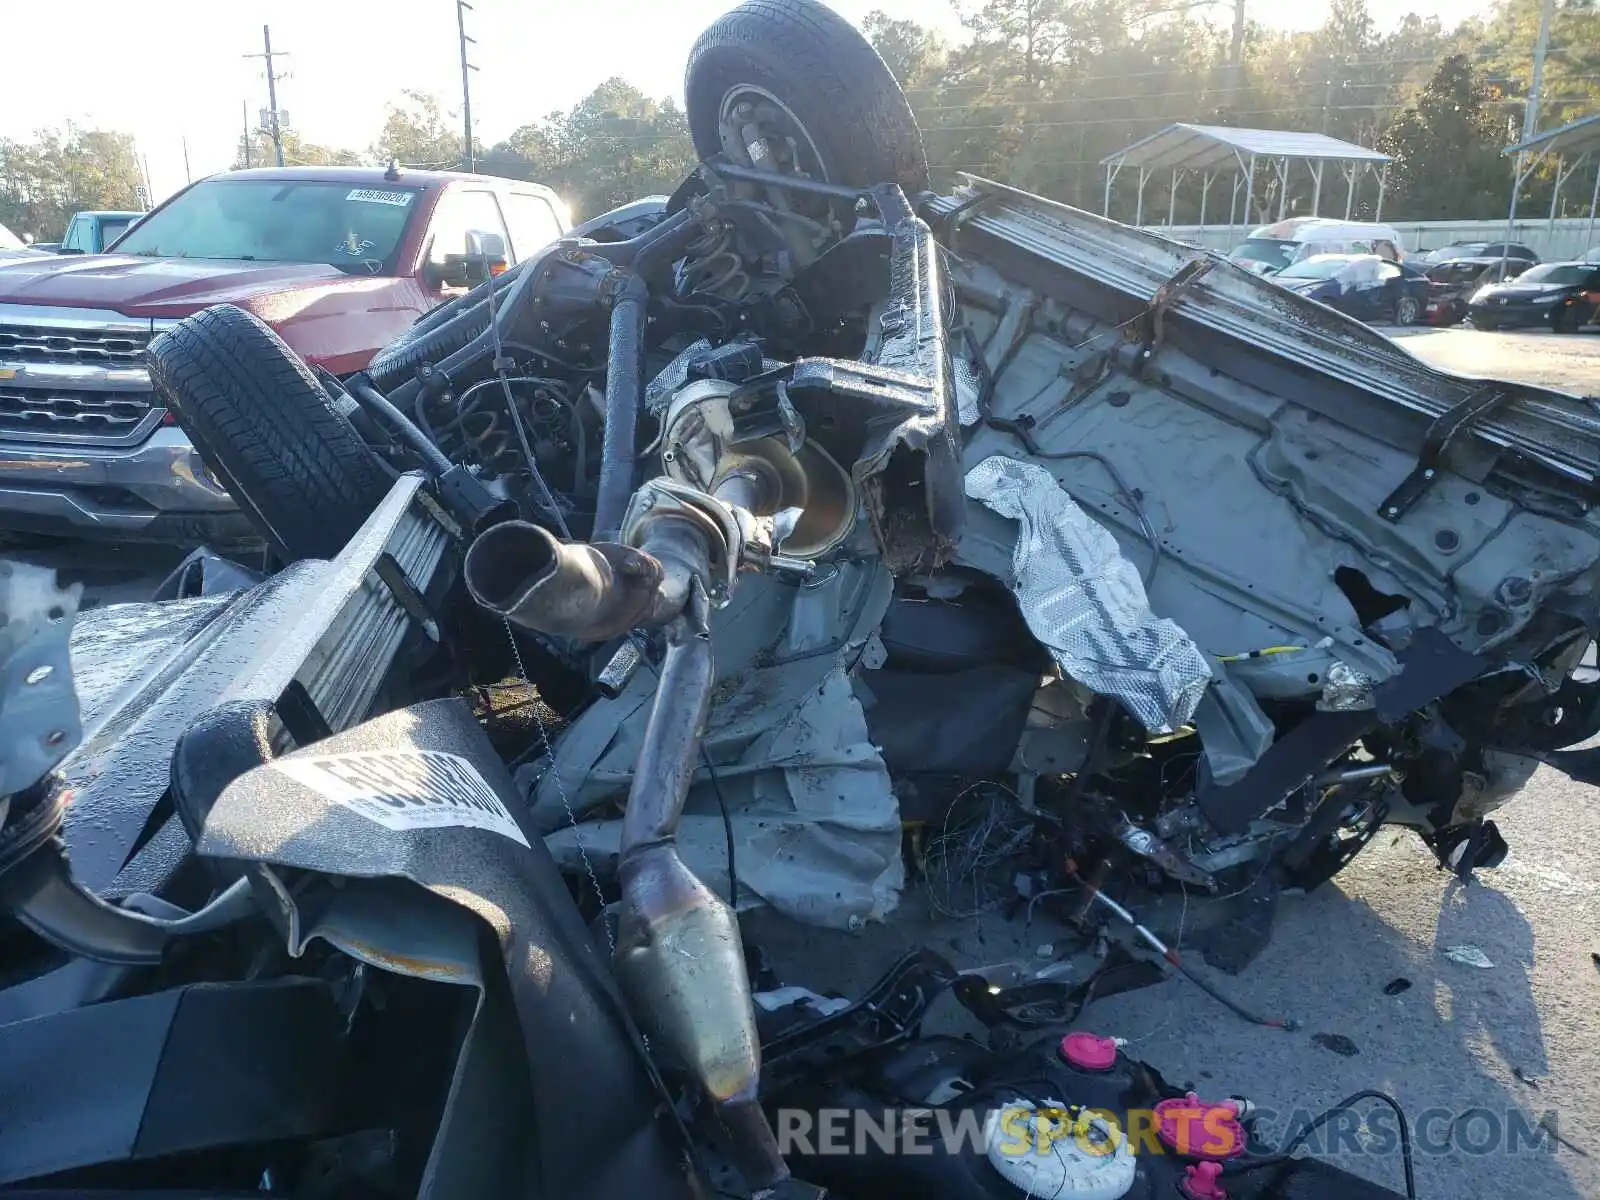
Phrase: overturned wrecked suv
[{"left": 2, "top": 2, "right": 1598, "bottom": 1197}]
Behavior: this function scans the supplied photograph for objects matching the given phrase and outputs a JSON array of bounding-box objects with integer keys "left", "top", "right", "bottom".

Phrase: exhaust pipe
[
  {"left": 463, "top": 499, "right": 790, "bottom": 1188},
  {"left": 611, "top": 597, "right": 786, "bottom": 1187},
  {"left": 463, "top": 521, "right": 662, "bottom": 642}
]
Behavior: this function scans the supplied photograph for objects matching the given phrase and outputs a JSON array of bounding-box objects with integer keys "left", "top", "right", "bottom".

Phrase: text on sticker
[
  {"left": 347, "top": 188, "right": 414, "bottom": 207},
  {"left": 273, "top": 750, "right": 529, "bottom": 846}
]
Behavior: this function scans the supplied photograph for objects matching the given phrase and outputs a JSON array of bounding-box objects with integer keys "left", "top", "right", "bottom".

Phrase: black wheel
[
  {"left": 685, "top": 0, "right": 929, "bottom": 197},
  {"left": 148, "top": 304, "right": 393, "bottom": 562},
  {"left": 1553, "top": 301, "right": 1590, "bottom": 334},
  {"left": 1394, "top": 294, "right": 1421, "bottom": 327},
  {"left": 363, "top": 266, "right": 526, "bottom": 391}
]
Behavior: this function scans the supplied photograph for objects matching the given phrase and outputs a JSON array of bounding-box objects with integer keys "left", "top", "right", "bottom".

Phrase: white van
[{"left": 1230, "top": 217, "right": 1405, "bottom": 276}]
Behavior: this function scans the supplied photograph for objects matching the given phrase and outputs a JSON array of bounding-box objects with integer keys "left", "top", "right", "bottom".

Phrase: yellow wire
[{"left": 1216, "top": 644, "right": 1306, "bottom": 662}]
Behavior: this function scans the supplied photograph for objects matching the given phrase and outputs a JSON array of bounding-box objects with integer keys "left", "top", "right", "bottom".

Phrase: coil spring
[
  {"left": 422, "top": 385, "right": 571, "bottom": 476},
  {"left": 679, "top": 221, "right": 751, "bottom": 301}
]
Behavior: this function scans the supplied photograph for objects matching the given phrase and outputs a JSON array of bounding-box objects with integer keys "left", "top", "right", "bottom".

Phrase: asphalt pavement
[{"left": 1392, "top": 325, "right": 1600, "bottom": 396}]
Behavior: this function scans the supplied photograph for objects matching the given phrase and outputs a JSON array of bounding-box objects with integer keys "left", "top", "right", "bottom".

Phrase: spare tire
[
  {"left": 148, "top": 304, "right": 392, "bottom": 561},
  {"left": 685, "top": 0, "right": 929, "bottom": 195}
]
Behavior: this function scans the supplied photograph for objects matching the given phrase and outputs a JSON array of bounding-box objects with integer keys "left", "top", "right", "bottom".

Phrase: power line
[{"left": 897, "top": 44, "right": 1586, "bottom": 98}]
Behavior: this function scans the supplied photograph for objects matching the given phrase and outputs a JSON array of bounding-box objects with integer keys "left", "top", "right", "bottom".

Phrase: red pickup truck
[{"left": 0, "top": 165, "right": 568, "bottom": 544}]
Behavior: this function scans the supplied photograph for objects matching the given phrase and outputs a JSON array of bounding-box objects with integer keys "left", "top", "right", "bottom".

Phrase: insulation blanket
[{"left": 964, "top": 455, "right": 1212, "bottom": 733}]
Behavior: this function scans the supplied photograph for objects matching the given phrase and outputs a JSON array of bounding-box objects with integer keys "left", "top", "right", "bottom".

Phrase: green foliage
[
  {"left": 482, "top": 79, "right": 696, "bottom": 222},
  {"left": 372, "top": 90, "right": 468, "bottom": 170},
  {"left": 232, "top": 129, "right": 361, "bottom": 171},
  {"left": 876, "top": 0, "right": 1597, "bottom": 222},
  {"left": 1379, "top": 55, "right": 1509, "bottom": 218},
  {"left": 0, "top": 125, "right": 144, "bottom": 241}
]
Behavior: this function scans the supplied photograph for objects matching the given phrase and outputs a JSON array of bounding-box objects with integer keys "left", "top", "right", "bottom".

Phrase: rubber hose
[
  {"left": 592, "top": 274, "right": 649, "bottom": 542},
  {"left": 348, "top": 377, "right": 456, "bottom": 479}
]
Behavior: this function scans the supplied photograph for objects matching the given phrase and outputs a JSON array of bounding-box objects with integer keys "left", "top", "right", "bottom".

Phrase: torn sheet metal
[
  {"left": 544, "top": 668, "right": 903, "bottom": 929},
  {"left": 645, "top": 339, "right": 714, "bottom": 415},
  {"left": 964, "top": 455, "right": 1211, "bottom": 733},
  {"left": 527, "top": 558, "right": 903, "bottom": 929},
  {"left": 1193, "top": 667, "right": 1275, "bottom": 785}
]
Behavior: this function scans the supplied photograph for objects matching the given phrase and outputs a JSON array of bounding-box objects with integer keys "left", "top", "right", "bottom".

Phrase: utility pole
[
  {"left": 242, "top": 101, "right": 253, "bottom": 168},
  {"left": 456, "top": 0, "right": 479, "bottom": 171},
  {"left": 1227, "top": 0, "right": 1246, "bottom": 101},
  {"left": 1522, "top": 0, "right": 1555, "bottom": 142},
  {"left": 1505, "top": 0, "right": 1555, "bottom": 272},
  {"left": 243, "top": 25, "right": 290, "bottom": 168}
]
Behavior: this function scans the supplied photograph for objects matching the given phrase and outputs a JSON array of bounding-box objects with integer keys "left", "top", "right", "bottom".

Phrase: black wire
[
  {"left": 1226, "top": 1090, "right": 1417, "bottom": 1200},
  {"left": 1168, "top": 956, "right": 1294, "bottom": 1030},
  {"left": 480, "top": 268, "right": 570, "bottom": 538},
  {"left": 700, "top": 745, "right": 739, "bottom": 910}
]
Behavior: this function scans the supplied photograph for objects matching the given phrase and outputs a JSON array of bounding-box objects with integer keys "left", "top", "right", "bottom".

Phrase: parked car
[
  {"left": 1467, "top": 260, "right": 1600, "bottom": 332},
  {"left": 30, "top": 209, "right": 145, "bottom": 255},
  {"left": 1421, "top": 240, "right": 1538, "bottom": 266},
  {"left": 0, "top": 165, "right": 568, "bottom": 545},
  {"left": 0, "top": 223, "right": 42, "bottom": 262},
  {"left": 1229, "top": 217, "right": 1405, "bottom": 276},
  {"left": 1273, "top": 252, "right": 1429, "bottom": 325},
  {"left": 1423, "top": 255, "right": 1532, "bottom": 325}
]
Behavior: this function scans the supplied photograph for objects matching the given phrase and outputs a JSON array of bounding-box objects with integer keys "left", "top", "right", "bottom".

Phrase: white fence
[{"left": 1150, "top": 217, "right": 1600, "bottom": 261}]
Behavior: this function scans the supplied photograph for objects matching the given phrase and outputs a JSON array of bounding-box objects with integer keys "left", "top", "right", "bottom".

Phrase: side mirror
[{"left": 428, "top": 230, "right": 508, "bottom": 290}]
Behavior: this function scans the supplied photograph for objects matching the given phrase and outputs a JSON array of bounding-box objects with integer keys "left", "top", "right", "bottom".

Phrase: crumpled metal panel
[
  {"left": 545, "top": 666, "right": 904, "bottom": 928},
  {"left": 965, "top": 455, "right": 1211, "bottom": 733},
  {"left": 530, "top": 559, "right": 903, "bottom": 929},
  {"left": 645, "top": 339, "right": 714, "bottom": 415},
  {"left": 929, "top": 179, "right": 1600, "bottom": 489}
]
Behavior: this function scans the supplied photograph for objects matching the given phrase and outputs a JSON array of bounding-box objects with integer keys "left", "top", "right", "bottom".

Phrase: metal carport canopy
[
  {"left": 1502, "top": 111, "right": 1600, "bottom": 250},
  {"left": 1101, "top": 123, "right": 1394, "bottom": 228}
]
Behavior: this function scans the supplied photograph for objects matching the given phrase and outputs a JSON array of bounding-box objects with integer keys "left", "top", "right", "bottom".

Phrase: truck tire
[
  {"left": 685, "top": 0, "right": 929, "bottom": 196},
  {"left": 148, "top": 304, "right": 392, "bottom": 562}
]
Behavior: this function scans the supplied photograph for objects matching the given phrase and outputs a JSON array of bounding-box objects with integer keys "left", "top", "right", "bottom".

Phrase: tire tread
[{"left": 148, "top": 304, "right": 391, "bottom": 560}]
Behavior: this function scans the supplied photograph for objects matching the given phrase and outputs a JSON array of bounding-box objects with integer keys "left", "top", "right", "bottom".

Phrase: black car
[
  {"left": 1467, "top": 261, "right": 1600, "bottom": 333},
  {"left": 1274, "top": 253, "right": 1431, "bottom": 325},
  {"left": 1423, "top": 256, "right": 1531, "bottom": 325},
  {"left": 1424, "top": 240, "right": 1540, "bottom": 266}
]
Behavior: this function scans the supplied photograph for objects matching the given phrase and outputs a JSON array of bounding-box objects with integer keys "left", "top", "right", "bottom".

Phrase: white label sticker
[
  {"left": 273, "top": 750, "right": 529, "bottom": 846},
  {"left": 346, "top": 188, "right": 414, "bottom": 207}
]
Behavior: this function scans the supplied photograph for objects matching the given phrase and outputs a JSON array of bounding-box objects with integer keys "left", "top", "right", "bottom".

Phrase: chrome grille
[
  {"left": 0, "top": 387, "right": 161, "bottom": 446},
  {"left": 0, "top": 323, "right": 151, "bottom": 367}
]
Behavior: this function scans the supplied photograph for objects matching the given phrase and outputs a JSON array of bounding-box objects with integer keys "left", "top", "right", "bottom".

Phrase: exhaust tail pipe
[{"left": 463, "top": 520, "right": 662, "bottom": 642}]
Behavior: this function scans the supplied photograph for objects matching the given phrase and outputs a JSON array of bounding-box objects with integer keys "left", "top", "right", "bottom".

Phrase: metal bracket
[
  {"left": 1378, "top": 385, "right": 1511, "bottom": 522},
  {"left": 370, "top": 552, "right": 440, "bottom": 642},
  {"left": 1135, "top": 256, "right": 1216, "bottom": 366}
]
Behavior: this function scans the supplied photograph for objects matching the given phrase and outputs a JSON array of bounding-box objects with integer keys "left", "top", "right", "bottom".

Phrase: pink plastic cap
[
  {"left": 1059, "top": 1031, "right": 1119, "bottom": 1071},
  {"left": 1155, "top": 1092, "right": 1246, "bottom": 1159},
  {"left": 1182, "top": 1160, "right": 1228, "bottom": 1200}
]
